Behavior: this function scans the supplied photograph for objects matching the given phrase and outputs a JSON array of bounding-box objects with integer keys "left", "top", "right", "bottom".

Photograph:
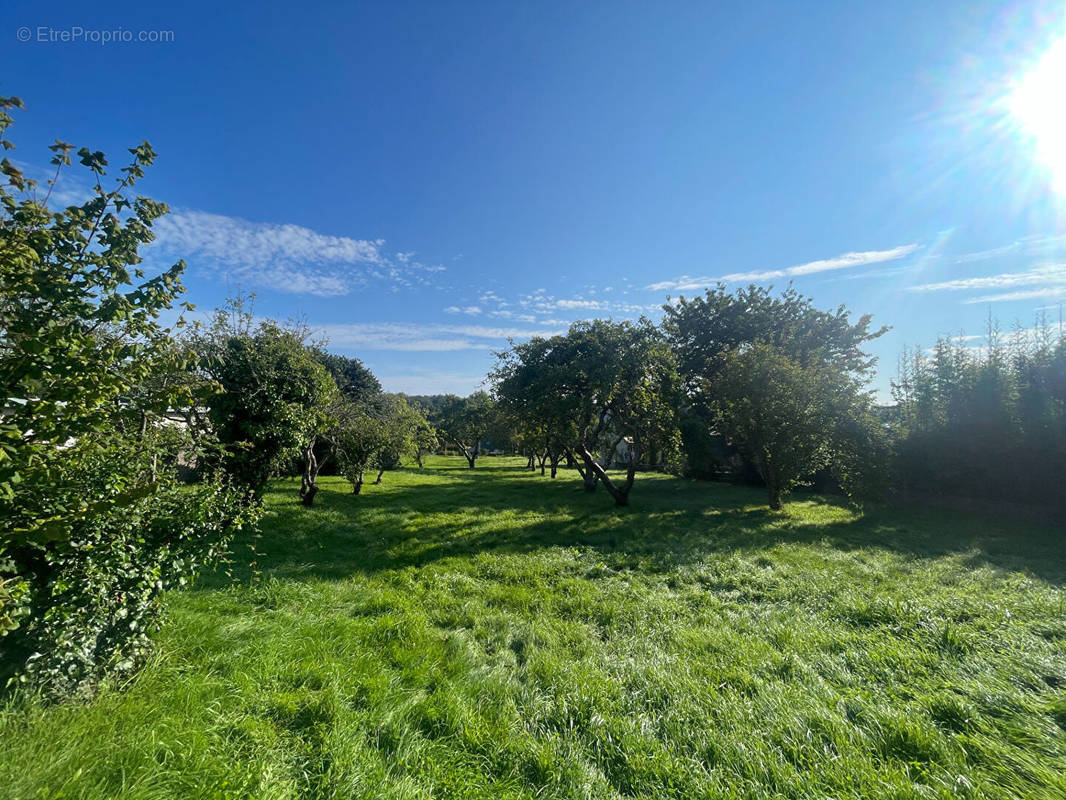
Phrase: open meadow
[{"left": 1, "top": 457, "right": 1064, "bottom": 799}]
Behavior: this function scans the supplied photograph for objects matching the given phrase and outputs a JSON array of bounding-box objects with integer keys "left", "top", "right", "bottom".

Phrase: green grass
[{"left": 2, "top": 456, "right": 1064, "bottom": 799}]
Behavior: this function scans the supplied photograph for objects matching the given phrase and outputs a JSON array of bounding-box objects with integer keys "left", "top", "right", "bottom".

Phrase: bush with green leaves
[
  {"left": 0, "top": 96, "right": 254, "bottom": 696},
  {"left": 332, "top": 403, "right": 388, "bottom": 494},
  {"left": 192, "top": 307, "right": 338, "bottom": 497},
  {"left": 4, "top": 434, "right": 258, "bottom": 697},
  {"left": 714, "top": 342, "right": 885, "bottom": 509}
]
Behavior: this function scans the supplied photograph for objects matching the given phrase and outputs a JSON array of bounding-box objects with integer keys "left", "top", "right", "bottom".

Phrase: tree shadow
[{"left": 194, "top": 462, "right": 1066, "bottom": 591}]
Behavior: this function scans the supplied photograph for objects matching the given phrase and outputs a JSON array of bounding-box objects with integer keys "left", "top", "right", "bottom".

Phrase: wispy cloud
[
  {"left": 444, "top": 305, "right": 483, "bottom": 315},
  {"left": 910, "top": 264, "right": 1066, "bottom": 294},
  {"left": 554, "top": 299, "right": 608, "bottom": 310},
  {"left": 962, "top": 287, "right": 1066, "bottom": 304},
  {"left": 315, "top": 322, "right": 566, "bottom": 352},
  {"left": 646, "top": 244, "right": 921, "bottom": 292},
  {"left": 147, "top": 209, "right": 443, "bottom": 297},
  {"left": 953, "top": 234, "right": 1066, "bottom": 264}
]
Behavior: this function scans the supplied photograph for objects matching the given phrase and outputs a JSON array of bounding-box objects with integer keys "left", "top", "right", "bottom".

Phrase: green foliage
[
  {"left": 0, "top": 99, "right": 252, "bottom": 695},
  {"left": 714, "top": 343, "right": 881, "bottom": 509},
  {"left": 892, "top": 320, "right": 1066, "bottom": 507},
  {"left": 3, "top": 439, "right": 258, "bottom": 697},
  {"left": 311, "top": 350, "right": 381, "bottom": 405},
  {"left": 676, "top": 412, "right": 731, "bottom": 479},
  {"left": 435, "top": 392, "right": 496, "bottom": 467},
  {"left": 0, "top": 96, "right": 192, "bottom": 544},
  {"left": 412, "top": 420, "right": 439, "bottom": 468},
  {"left": 195, "top": 308, "right": 338, "bottom": 496},
  {"left": 1, "top": 461, "right": 1063, "bottom": 798},
  {"left": 331, "top": 403, "right": 387, "bottom": 493},
  {"left": 374, "top": 395, "right": 432, "bottom": 476},
  {"left": 493, "top": 319, "right": 681, "bottom": 504},
  {"left": 662, "top": 283, "right": 887, "bottom": 404},
  {"left": 662, "top": 285, "right": 888, "bottom": 505}
]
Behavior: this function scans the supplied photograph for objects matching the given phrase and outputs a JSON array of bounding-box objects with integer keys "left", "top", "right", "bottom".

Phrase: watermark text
[{"left": 16, "top": 26, "right": 175, "bottom": 44}]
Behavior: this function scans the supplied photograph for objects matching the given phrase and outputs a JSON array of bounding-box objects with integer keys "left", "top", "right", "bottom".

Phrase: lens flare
[{"left": 1009, "top": 36, "right": 1066, "bottom": 192}]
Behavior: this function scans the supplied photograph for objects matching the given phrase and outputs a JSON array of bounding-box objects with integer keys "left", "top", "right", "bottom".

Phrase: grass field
[{"left": 1, "top": 457, "right": 1064, "bottom": 799}]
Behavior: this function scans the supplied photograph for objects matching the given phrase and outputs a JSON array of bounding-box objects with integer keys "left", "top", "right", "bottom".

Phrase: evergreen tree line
[{"left": 891, "top": 317, "right": 1066, "bottom": 509}]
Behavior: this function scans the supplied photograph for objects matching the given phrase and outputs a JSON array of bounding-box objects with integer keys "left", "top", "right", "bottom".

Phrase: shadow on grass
[{"left": 197, "top": 460, "right": 1066, "bottom": 590}]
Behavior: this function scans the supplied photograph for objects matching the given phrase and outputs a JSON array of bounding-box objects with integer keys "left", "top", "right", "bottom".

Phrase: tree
[
  {"left": 436, "top": 392, "right": 495, "bottom": 468},
  {"left": 662, "top": 284, "right": 888, "bottom": 486},
  {"left": 412, "top": 420, "right": 439, "bottom": 468},
  {"left": 891, "top": 317, "right": 1065, "bottom": 507},
  {"left": 493, "top": 320, "right": 680, "bottom": 506},
  {"left": 332, "top": 403, "right": 387, "bottom": 494},
  {"left": 713, "top": 342, "right": 878, "bottom": 509},
  {"left": 192, "top": 306, "right": 338, "bottom": 499},
  {"left": 370, "top": 394, "right": 422, "bottom": 484},
  {"left": 312, "top": 350, "right": 381, "bottom": 405}
]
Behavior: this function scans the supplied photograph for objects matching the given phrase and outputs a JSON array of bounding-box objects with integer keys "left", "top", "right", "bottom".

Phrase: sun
[{"left": 1009, "top": 36, "right": 1066, "bottom": 192}]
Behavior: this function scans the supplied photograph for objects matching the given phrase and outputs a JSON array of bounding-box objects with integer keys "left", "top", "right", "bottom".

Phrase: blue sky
[{"left": 7, "top": 0, "right": 1066, "bottom": 398}]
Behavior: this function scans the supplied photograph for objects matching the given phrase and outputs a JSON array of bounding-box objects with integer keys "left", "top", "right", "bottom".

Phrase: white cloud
[
  {"left": 953, "top": 234, "right": 1066, "bottom": 264},
  {"left": 555, "top": 299, "right": 607, "bottom": 310},
  {"left": 148, "top": 209, "right": 442, "bottom": 297},
  {"left": 20, "top": 161, "right": 445, "bottom": 297},
  {"left": 647, "top": 244, "right": 920, "bottom": 291},
  {"left": 962, "top": 287, "right": 1066, "bottom": 304},
  {"left": 444, "top": 305, "right": 483, "bottom": 315},
  {"left": 909, "top": 264, "right": 1066, "bottom": 294}
]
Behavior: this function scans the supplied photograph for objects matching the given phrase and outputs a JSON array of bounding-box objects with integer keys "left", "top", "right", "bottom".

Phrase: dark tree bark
[
  {"left": 538, "top": 450, "right": 548, "bottom": 476},
  {"left": 452, "top": 439, "right": 479, "bottom": 468},
  {"left": 299, "top": 437, "right": 329, "bottom": 507},
  {"left": 570, "top": 448, "right": 599, "bottom": 492},
  {"left": 373, "top": 468, "right": 385, "bottom": 485},
  {"left": 754, "top": 456, "right": 782, "bottom": 510},
  {"left": 549, "top": 452, "right": 560, "bottom": 478},
  {"left": 578, "top": 444, "right": 636, "bottom": 507}
]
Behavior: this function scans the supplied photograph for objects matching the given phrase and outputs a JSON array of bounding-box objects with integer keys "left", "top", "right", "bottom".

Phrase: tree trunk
[
  {"left": 416, "top": 453, "right": 424, "bottom": 468},
  {"left": 578, "top": 444, "right": 635, "bottom": 506},
  {"left": 756, "top": 455, "right": 782, "bottom": 510},
  {"left": 549, "top": 453, "right": 560, "bottom": 478},
  {"left": 299, "top": 438, "right": 325, "bottom": 507},
  {"left": 766, "top": 473, "right": 782, "bottom": 509},
  {"left": 352, "top": 471, "right": 364, "bottom": 494},
  {"left": 538, "top": 450, "right": 548, "bottom": 476},
  {"left": 571, "top": 448, "right": 599, "bottom": 492},
  {"left": 373, "top": 468, "right": 385, "bottom": 485},
  {"left": 526, "top": 453, "right": 536, "bottom": 471}
]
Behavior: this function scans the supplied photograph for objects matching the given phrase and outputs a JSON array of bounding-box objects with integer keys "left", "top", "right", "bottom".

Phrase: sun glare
[{"left": 1009, "top": 35, "right": 1066, "bottom": 192}]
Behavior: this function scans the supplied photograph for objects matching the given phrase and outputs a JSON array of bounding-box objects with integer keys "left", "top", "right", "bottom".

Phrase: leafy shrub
[
  {"left": 0, "top": 96, "right": 254, "bottom": 697},
  {"left": 192, "top": 308, "right": 338, "bottom": 497},
  {"left": 2, "top": 434, "right": 258, "bottom": 697}
]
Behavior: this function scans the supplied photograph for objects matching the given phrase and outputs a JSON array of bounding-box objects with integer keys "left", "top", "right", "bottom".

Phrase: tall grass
[{"left": 1, "top": 457, "right": 1063, "bottom": 799}]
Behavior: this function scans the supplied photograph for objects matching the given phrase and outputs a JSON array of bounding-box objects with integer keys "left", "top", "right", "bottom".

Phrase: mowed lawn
[{"left": 2, "top": 458, "right": 1064, "bottom": 799}]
